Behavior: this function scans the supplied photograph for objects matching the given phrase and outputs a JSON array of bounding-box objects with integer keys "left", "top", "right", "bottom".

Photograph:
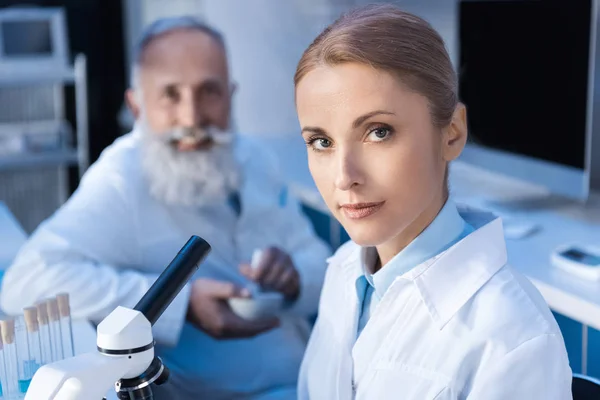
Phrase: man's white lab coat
[
  {"left": 299, "top": 209, "right": 573, "bottom": 399},
  {"left": 1, "top": 130, "right": 331, "bottom": 399}
]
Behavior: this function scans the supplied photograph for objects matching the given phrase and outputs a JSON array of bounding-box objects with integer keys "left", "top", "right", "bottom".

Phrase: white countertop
[{"left": 506, "top": 210, "right": 600, "bottom": 330}]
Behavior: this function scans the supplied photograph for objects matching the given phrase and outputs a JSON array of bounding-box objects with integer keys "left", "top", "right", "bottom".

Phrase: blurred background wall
[{"left": 121, "top": 0, "right": 457, "bottom": 137}]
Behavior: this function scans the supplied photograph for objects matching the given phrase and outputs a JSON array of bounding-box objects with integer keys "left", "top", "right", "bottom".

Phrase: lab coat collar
[
  {"left": 336, "top": 206, "right": 507, "bottom": 330},
  {"left": 360, "top": 198, "right": 467, "bottom": 300},
  {"left": 408, "top": 208, "right": 507, "bottom": 329}
]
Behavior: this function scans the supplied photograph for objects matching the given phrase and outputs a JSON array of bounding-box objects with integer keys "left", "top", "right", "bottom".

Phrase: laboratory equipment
[
  {"left": 56, "top": 293, "right": 74, "bottom": 358},
  {"left": 45, "top": 299, "right": 63, "bottom": 362},
  {"left": 0, "top": 7, "right": 89, "bottom": 234},
  {"left": 0, "top": 319, "right": 18, "bottom": 399},
  {"left": 228, "top": 249, "right": 284, "bottom": 320},
  {"left": 551, "top": 244, "right": 600, "bottom": 281},
  {"left": 14, "top": 316, "right": 33, "bottom": 396},
  {"left": 35, "top": 303, "right": 52, "bottom": 366},
  {"left": 24, "top": 235, "right": 211, "bottom": 400},
  {"left": 23, "top": 308, "right": 42, "bottom": 380},
  {"left": 228, "top": 292, "right": 284, "bottom": 321},
  {"left": 458, "top": 0, "right": 600, "bottom": 200},
  {"left": 247, "top": 249, "right": 265, "bottom": 295},
  {"left": 0, "top": 7, "right": 69, "bottom": 75},
  {"left": 0, "top": 324, "right": 7, "bottom": 400}
]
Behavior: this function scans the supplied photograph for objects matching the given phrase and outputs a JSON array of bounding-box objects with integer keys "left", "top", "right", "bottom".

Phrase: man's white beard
[{"left": 139, "top": 119, "right": 241, "bottom": 207}]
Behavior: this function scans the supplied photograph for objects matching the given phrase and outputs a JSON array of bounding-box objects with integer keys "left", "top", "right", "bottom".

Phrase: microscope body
[{"left": 25, "top": 306, "right": 158, "bottom": 399}]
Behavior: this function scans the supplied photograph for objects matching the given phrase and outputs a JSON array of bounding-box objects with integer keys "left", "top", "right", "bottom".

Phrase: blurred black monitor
[{"left": 458, "top": 0, "right": 595, "bottom": 199}]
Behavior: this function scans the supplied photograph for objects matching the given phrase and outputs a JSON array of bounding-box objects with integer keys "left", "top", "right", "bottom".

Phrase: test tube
[
  {"left": 23, "top": 308, "right": 42, "bottom": 379},
  {"left": 56, "top": 294, "right": 74, "bottom": 358},
  {"left": 0, "top": 319, "right": 19, "bottom": 399},
  {"left": 14, "top": 317, "right": 32, "bottom": 396},
  {"left": 35, "top": 303, "right": 52, "bottom": 365},
  {"left": 0, "top": 324, "right": 7, "bottom": 400},
  {"left": 46, "top": 299, "right": 64, "bottom": 362}
]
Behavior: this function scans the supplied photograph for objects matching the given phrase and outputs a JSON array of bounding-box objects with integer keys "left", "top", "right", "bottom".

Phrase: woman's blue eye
[
  {"left": 369, "top": 127, "right": 391, "bottom": 141},
  {"left": 310, "top": 138, "right": 332, "bottom": 151}
]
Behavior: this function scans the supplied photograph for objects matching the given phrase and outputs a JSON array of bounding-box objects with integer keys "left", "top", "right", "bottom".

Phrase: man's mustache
[{"left": 161, "top": 126, "right": 235, "bottom": 146}]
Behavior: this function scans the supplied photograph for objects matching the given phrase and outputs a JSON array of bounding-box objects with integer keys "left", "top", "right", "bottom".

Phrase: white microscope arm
[{"left": 25, "top": 352, "right": 131, "bottom": 400}]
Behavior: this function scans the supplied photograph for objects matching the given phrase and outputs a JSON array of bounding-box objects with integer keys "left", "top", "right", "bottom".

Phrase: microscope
[{"left": 24, "top": 235, "right": 211, "bottom": 400}]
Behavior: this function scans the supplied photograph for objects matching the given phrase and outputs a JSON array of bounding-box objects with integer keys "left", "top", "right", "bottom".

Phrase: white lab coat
[
  {"left": 1, "top": 130, "right": 331, "bottom": 399},
  {"left": 299, "top": 209, "right": 573, "bottom": 400}
]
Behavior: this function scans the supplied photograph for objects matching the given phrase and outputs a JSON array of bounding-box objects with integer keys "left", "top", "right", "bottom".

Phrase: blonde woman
[{"left": 294, "top": 4, "right": 572, "bottom": 399}]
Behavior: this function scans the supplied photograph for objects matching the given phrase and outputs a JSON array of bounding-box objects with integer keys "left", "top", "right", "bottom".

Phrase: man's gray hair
[{"left": 131, "top": 16, "right": 226, "bottom": 89}]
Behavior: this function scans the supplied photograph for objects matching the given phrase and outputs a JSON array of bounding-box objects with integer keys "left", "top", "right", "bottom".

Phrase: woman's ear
[
  {"left": 125, "top": 89, "right": 141, "bottom": 120},
  {"left": 442, "top": 103, "right": 468, "bottom": 162}
]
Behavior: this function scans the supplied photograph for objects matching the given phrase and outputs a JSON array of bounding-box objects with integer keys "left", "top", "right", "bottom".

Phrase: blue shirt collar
[{"left": 359, "top": 198, "right": 469, "bottom": 299}]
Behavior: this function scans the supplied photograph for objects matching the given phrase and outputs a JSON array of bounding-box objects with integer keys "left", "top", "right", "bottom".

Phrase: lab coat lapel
[{"left": 335, "top": 254, "right": 364, "bottom": 399}]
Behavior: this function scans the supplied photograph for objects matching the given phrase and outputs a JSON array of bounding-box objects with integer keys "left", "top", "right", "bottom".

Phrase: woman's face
[{"left": 296, "top": 63, "right": 466, "bottom": 247}]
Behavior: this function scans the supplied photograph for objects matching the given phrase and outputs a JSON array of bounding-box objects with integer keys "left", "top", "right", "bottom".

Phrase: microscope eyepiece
[
  {"left": 134, "top": 235, "right": 211, "bottom": 325},
  {"left": 120, "top": 235, "right": 210, "bottom": 399}
]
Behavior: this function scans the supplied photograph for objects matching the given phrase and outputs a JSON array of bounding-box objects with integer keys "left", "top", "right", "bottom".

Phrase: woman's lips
[{"left": 339, "top": 202, "right": 385, "bottom": 220}]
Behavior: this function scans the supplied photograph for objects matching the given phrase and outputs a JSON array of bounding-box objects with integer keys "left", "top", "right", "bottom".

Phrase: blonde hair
[{"left": 295, "top": 3, "right": 458, "bottom": 129}]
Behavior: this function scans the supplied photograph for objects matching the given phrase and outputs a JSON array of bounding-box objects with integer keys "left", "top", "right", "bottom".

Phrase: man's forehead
[
  {"left": 140, "top": 68, "right": 226, "bottom": 89},
  {"left": 139, "top": 29, "right": 228, "bottom": 82}
]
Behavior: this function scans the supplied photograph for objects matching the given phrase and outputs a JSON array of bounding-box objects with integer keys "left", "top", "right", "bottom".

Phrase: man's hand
[
  {"left": 239, "top": 247, "right": 300, "bottom": 300},
  {"left": 186, "top": 278, "right": 280, "bottom": 339}
]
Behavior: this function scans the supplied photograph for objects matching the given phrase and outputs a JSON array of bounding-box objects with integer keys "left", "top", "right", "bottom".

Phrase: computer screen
[
  {"left": 1, "top": 20, "right": 53, "bottom": 57},
  {"left": 458, "top": 0, "right": 591, "bottom": 170}
]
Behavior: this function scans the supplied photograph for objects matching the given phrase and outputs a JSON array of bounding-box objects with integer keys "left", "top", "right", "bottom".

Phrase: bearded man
[{"left": 0, "top": 16, "right": 331, "bottom": 400}]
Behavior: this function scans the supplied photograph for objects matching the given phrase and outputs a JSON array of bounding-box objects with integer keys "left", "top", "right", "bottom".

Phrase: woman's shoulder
[{"left": 460, "top": 263, "right": 563, "bottom": 351}]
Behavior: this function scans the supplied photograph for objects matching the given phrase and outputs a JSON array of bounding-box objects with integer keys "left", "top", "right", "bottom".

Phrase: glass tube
[
  {"left": 14, "top": 317, "right": 32, "bottom": 396},
  {"left": 0, "top": 324, "right": 8, "bottom": 400},
  {"left": 46, "top": 299, "right": 64, "bottom": 362},
  {"left": 23, "top": 308, "right": 42, "bottom": 379},
  {"left": 35, "top": 303, "right": 52, "bottom": 366},
  {"left": 56, "top": 294, "right": 74, "bottom": 358},
  {"left": 0, "top": 320, "right": 19, "bottom": 399}
]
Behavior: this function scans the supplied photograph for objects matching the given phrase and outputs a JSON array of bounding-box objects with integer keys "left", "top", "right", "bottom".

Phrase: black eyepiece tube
[{"left": 134, "top": 235, "right": 211, "bottom": 325}]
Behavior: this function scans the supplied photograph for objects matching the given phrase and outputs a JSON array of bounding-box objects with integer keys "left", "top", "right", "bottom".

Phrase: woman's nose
[{"left": 334, "top": 152, "right": 364, "bottom": 191}]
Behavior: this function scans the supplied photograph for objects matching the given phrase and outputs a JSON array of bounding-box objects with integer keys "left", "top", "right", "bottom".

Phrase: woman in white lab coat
[{"left": 294, "top": 4, "right": 572, "bottom": 399}]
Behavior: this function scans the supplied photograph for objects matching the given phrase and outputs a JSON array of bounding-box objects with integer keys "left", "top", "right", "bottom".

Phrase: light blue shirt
[{"left": 355, "top": 198, "right": 474, "bottom": 337}]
